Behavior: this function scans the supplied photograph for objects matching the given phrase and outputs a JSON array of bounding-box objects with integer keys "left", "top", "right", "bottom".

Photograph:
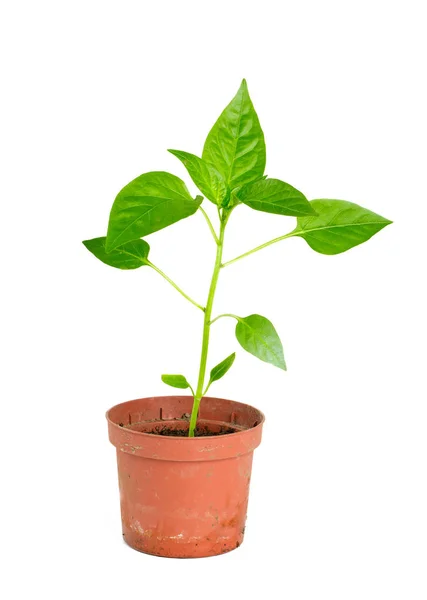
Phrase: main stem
[{"left": 188, "top": 212, "right": 228, "bottom": 436}]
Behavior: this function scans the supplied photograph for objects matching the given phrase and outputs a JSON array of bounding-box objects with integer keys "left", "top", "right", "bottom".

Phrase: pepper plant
[{"left": 83, "top": 80, "right": 391, "bottom": 437}]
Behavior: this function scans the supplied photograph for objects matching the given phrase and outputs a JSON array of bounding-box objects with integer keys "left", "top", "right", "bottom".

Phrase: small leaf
[
  {"left": 202, "top": 79, "right": 266, "bottom": 189},
  {"left": 161, "top": 374, "right": 191, "bottom": 389},
  {"left": 168, "top": 150, "right": 228, "bottom": 205},
  {"left": 238, "top": 178, "right": 316, "bottom": 217},
  {"left": 209, "top": 353, "right": 236, "bottom": 384},
  {"left": 292, "top": 199, "right": 392, "bottom": 255},
  {"left": 106, "top": 171, "right": 202, "bottom": 252},
  {"left": 235, "top": 315, "right": 286, "bottom": 370},
  {"left": 82, "top": 237, "right": 150, "bottom": 269}
]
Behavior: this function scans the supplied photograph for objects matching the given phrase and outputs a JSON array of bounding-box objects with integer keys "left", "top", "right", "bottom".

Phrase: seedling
[{"left": 84, "top": 80, "right": 391, "bottom": 437}]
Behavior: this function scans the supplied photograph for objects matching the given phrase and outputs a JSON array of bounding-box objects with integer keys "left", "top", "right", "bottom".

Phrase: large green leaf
[
  {"left": 209, "top": 352, "right": 236, "bottom": 384},
  {"left": 82, "top": 237, "right": 150, "bottom": 269},
  {"left": 106, "top": 171, "right": 202, "bottom": 252},
  {"left": 202, "top": 79, "right": 266, "bottom": 190},
  {"left": 161, "top": 374, "right": 191, "bottom": 390},
  {"left": 168, "top": 150, "right": 228, "bottom": 205},
  {"left": 238, "top": 178, "right": 316, "bottom": 217},
  {"left": 235, "top": 315, "right": 286, "bottom": 370},
  {"left": 292, "top": 200, "right": 392, "bottom": 255}
]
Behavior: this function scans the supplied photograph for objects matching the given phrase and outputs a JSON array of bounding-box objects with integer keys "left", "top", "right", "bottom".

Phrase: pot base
[{"left": 122, "top": 529, "right": 243, "bottom": 559}]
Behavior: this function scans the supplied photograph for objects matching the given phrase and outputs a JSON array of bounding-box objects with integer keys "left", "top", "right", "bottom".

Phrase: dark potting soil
[{"left": 146, "top": 425, "right": 236, "bottom": 437}]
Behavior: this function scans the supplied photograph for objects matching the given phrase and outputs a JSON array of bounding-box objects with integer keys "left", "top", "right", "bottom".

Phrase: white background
[{"left": 1, "top": 1, "right": 426, "bottom": 598}]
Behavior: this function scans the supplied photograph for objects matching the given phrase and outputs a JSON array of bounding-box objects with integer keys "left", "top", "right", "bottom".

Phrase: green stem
[
  {"left": 209, "top": 313, "right": 239, "bottom": 325},
  {"left": 199, "top": 206, "right": 219, "bottom": 244},
  {"left": 221, "top": 231, "right": 296, "bottom": 268},
  {"left": 188, "top": 210, "right": 231, "bottom": 437},
  {"left": 146, "top": 260, "right": 205, "bottom": 312}
]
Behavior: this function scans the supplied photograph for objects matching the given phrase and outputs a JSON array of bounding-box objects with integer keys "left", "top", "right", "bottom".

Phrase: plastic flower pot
[{"left": 107, "top": 395, "right": 264, "bottom": 558}]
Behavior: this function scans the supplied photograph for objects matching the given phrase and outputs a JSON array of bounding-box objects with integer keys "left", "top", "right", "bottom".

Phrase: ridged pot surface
[{"left": 107, "top": 395, "right": 264, "bottom": 558}]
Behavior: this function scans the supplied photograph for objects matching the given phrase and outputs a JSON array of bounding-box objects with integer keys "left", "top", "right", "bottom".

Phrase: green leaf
[
  {"left": 106, "top": 171, "right": 202, "bottom": 252},
  {"left": 161, "top": 374, "right": 191, "bottom": 389},
  {"left": 202, "top": 79, "right": 266, "bottom": 190},
  {"left": 235, "top": 315, "right": 286, "bottom": 371},
  {"left": 209, "top": 353, "right": 236, "bottom": 384},
  {"left": 168, "top": 150, "right": 228, "bottom": 205},
  {"left": 292, "top": 200, "right": 392, "bottom": 255},
  {"left": 238, "top": 178, "right": 316, "bottom": 217},
  {"left": 82, "top": 237, "right": 150, "bottom": 269}
]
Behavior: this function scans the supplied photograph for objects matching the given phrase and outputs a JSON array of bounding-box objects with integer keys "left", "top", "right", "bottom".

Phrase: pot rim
[{"left": 106, "top": 394, "right": 265, "bottom": 441}]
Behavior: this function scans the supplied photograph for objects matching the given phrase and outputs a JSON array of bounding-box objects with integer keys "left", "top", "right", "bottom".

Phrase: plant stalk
[
  {"left": 188, "top": 212, "right": 229, "bottom": 436},
  {"left": 146, "top": 260, "right": 205, "bottom": 312},
  {"left": 198, "top": 206, "right": 219, "bottom": 244},
  {"left": 221, "top": 231, "right": 295, "bottom": 267}
]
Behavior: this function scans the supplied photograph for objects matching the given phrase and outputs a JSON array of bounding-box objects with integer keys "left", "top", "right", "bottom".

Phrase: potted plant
[{"left": 83, "top": 80, "right": 391, "bottom": 558}]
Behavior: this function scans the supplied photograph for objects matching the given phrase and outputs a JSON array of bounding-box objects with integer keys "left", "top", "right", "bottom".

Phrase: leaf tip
[{"left": 239, "top": 79, "right": 249, "bottom": 96}]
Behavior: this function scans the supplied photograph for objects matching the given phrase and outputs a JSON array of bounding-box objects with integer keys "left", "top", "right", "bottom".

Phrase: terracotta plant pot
[{"left": 107, "top": 395, "right": 264, "bottom": 558}]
